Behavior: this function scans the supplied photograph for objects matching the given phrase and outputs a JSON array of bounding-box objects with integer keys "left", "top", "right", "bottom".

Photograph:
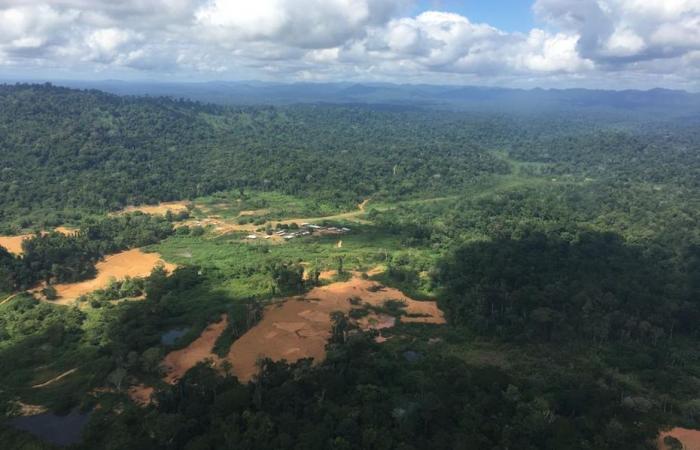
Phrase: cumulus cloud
[
  {"left": 534, "top": 0, "right": 700, "bottom": 64},
  {"left": 194, "top": 0, "right": 410, "bottom": 48},
  {"left": 0, "top": 0, "right": 698, "bottom": 89},
  {"left": 323, "top": 11, "right": 593, "bottom": 79}
]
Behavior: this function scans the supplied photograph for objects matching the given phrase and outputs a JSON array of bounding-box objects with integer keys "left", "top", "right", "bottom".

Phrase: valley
[{"left": 0, "top": 84, "right": 698, "bottom": 450}]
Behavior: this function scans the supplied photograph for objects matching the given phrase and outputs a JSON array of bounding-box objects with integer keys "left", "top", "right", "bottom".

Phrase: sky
[{"left": 1, "top": 0, "right": 699, "bottom": 90}]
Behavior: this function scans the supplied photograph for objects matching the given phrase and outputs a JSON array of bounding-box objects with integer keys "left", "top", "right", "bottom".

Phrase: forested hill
[
  {"left": 46, "top": 79, "right": 700, "bottom": 116},
  {"left": 0, "top": 83, "right": 508, "bottom": 230},
  {"left": 1, "top": 83, "right": 699, "bottom": 232}
]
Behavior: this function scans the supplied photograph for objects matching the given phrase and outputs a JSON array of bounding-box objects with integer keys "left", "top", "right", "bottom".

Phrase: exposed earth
[{"left": 37, "top": 249, "right": 176, "bottom": 305}]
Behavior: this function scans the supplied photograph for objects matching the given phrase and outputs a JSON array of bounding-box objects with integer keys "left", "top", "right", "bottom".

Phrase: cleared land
[
  {"left": 0, "top": 228, "right": 78, "bottom": 255},
  {"left": 54, "top": 226, "right": 78, "bottom": 235},
  {"left": 162, "top": 314, "right": 229, "bottom": 384},
  {"left": 658, "top": 428, "right": 700, "bottom": 450},
  {"left": 0, "top": 235, "right": 32, "bottom": 254},
  {"left": 117, "top": 201, "right": 190, "bottom": 216},
  {"left": 127, "top": 384, "right": 154, "bottom": 407},
  {"left": 226, "top": 276, "right": 444, "bottom": 382},
  {"left": 39, "top": 249, "right": 176, "bottom": 305}
]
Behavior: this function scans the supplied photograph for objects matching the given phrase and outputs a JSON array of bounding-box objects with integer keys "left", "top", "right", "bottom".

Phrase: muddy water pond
[
  {"left": 161, "top": 327, "right": 189, "bottom": 345},
  {"left": 8, "top": 410, "right": 90, "bottom": 446}
]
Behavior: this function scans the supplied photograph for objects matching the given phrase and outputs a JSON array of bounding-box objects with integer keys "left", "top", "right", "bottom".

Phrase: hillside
[
  {"left": 0, "top": 84, "right": 508, "bottom": 231},
  {"left": 0, "top": 84, "right": 699, "bottom": 450},
  {"left": 43, "top": 80, "right": 700, "bottom": 117}
]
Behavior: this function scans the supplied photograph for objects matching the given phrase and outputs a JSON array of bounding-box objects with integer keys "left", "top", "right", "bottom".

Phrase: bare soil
[
  {"left": 658, "top": 428, "right": 700, "bottom": 450},
  {"left": 225, "top": 277, "right": 444, "bottom": 382},
  {"left": 127, "top": 384, "right": 155, "bottom": 407},
  {"left": 38, "top": 249, "right": 176, "bottom": 305},
  {"left": 180, "top": 201, "right": 372, "bottom": 237},
  {"left": 54, "top": 226, "right": 78, "bottom": 235},
  {"left": 238, "top": 209, "right": 271, "bottom": 217},
  {"left": 161, "top": 315, "right": 228, "bottom": 384},
  {"left": 117, "top": 201, "right": 190, "bottom": 216},
  {"left": 0, "top": 235, "right": 32, "bottom": 254},
  {"left": 0, "top": 227, "right": 77, "bottom": 254}
]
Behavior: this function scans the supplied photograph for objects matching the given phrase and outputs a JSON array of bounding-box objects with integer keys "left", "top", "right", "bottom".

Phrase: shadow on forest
[{"left": 436, "top": 230, "right": 699, "bottom": 343}]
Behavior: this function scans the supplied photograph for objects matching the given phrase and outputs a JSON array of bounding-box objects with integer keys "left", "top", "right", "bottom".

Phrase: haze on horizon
[{"left": 1, "top": 0, "right": 700, "bottom": 92}]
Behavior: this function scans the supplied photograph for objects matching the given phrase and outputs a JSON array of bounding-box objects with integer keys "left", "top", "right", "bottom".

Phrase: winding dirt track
[{"left": 32, "top": 368, "right": 78, "bottom": 388}]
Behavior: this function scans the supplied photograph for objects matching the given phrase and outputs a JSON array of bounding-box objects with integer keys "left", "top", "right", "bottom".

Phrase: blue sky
[{"left": 415, "top": 0, "right": 535, "bottom": 32}]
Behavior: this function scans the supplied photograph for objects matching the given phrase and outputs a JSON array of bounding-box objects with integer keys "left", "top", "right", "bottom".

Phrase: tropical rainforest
[{"left": 0, "top": 83, "right": 699, "bottom": 450}]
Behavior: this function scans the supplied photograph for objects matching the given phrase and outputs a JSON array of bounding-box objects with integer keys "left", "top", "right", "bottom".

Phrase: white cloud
[
  {"left": 0, "top": 4, "right": 78, "bottom": 54},
  {"left": 84, "top": 28, "right": 141, "bottom": 63},
  {"left": 333, "top": 12, "right": 593, "bottom": 77},
  {"left": 534, "top": 0, "right": 700, "bottom": 63},
  {"left": 194, "top": 0, "right": 409, "bottom": 48},
  {"left": 0, "top": 0, "right": 698, "bottom": 89},
  {"left": 519, "top": 29, "right": 593, "bottom": 73}
]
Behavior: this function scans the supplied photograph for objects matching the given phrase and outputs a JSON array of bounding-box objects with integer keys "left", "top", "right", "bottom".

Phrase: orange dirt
[
  {"left": 318, "top": 270, "right": 337, "bottom": 281},
  {"left": 162, "top": 314, "right": 229, "bottom": 384},
  {"left": 128, "top": 384, "right": 155, "bottom": 407},
  {"left": 180, "top": 217, "right": 258, "bottom": 234},
  {"left": 658, "top": 428, "right": 700, "bottom": 450},
  {"left": 118, "top": 201, "right": 190, "bottom": 216},
  {"left": 0, "top": 235, "right": 32, "bottom": 254},
  {"left": 54, "top": 226, "right": 78, "bottom": 236},
  {"left": 366, "top": 266, "right": 386, "bottom": 277},
  {"left": 225, "top": 277, "right": 444, "bottom": 382},
  {"left": 39, "top": 249, "right": 176, "bottom": 305},
  {"left": 0, "top": 228, "right": 77, "bottom": 254}
]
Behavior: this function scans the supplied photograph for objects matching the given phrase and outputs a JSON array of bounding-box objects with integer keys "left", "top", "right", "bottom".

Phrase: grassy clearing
[
  {"left": 150, "top": 223, "right": 424, "bottom": 296},
  {"left": 192, "top": 190, "right": 344, "bottom": 221}
]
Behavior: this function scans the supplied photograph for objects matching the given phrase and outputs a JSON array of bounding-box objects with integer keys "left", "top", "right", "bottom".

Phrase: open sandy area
[
  {"left": 54, "top": 226, "right": 78, "bottom": 236},
  {"left": 1, "top": 228, "right": 78, "bottom": 255},
  {"left": 225, "top": 276, "right": 444, "bottom": 382},
  {"left": 156, "top": 276, "right": 443, "bottom": 384},
  {"left": 162, "top": 314, "right": 228, "bottom": 384},
  {"left": 658, "top": 428, "right": 700, "bottom": 450},
  {"left": 38, "top": 249, "right": 176, "bottom": 305},
  {"left": 118, "top": 201, "right": 190, "bottom": 216},
  {"left": 0, "top": 235, "right": 32, "bottom": 254},
  {"left": 128, "top": 384, "right": 155, "bottom": 407}
]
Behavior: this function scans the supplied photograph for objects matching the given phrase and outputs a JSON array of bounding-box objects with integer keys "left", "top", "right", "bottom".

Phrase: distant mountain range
[{"left": 4, "top": 79, "right": 699, "bottom": 116}]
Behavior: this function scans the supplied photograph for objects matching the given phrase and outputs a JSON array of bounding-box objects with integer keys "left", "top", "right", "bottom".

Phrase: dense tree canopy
[
  {"left": 436, "top": 230, "right": 698, "bottom": 343},
  {"left": 1, "top": 84, "right": 699, "bottom": 449}
]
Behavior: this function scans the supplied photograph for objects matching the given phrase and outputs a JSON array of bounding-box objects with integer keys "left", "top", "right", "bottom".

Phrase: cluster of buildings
[{"left": 244, "top": 223, "right": 351, "bottom": 241}]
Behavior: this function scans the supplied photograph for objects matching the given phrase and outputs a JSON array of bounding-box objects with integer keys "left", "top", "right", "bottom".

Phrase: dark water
[
  {"left": 8, "top": 410, "right": 90, "bottom": 446},
  {"left": 161, "top": 327, "right": 188, "bottom": 345}
]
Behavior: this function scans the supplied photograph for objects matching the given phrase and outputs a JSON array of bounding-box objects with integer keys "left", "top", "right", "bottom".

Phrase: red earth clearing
[{"left": 225, "top": 276, "right": 444, "bottom": 382}]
